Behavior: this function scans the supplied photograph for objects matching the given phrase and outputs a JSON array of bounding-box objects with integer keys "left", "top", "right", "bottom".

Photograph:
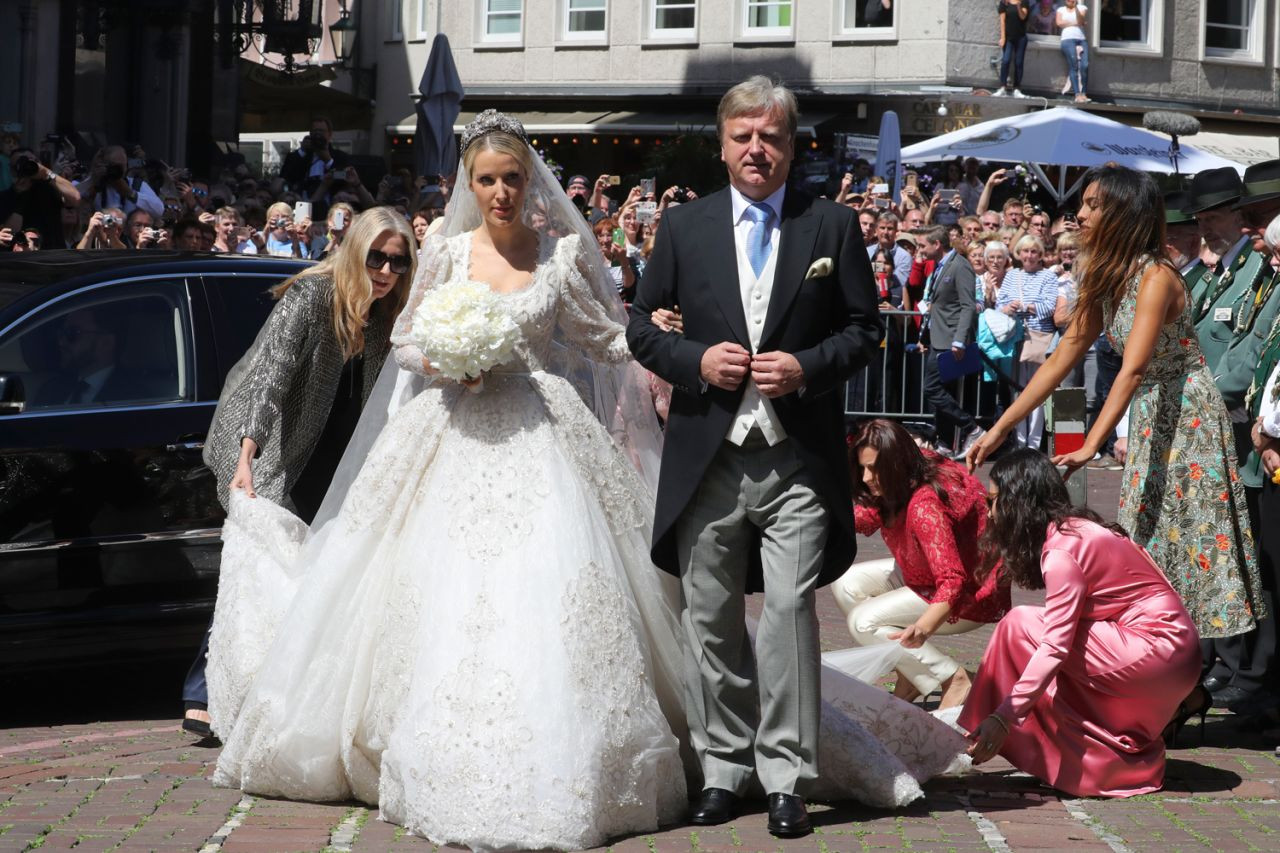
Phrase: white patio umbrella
[{"left": 900, "top": 107, "right": 1245, "bottom": 201}]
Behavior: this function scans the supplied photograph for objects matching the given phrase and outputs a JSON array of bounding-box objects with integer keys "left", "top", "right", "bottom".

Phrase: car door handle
[{"left": 165, "top": 440, "right": 205, "bottom": 452}]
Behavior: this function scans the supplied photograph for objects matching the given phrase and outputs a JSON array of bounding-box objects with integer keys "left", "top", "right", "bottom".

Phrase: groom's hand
[
  {"left": 700, "top": 342, "right": 751, "bottom": 391},
  {"left": 751, "top": 351, "right": 805, "bottom": 398}
]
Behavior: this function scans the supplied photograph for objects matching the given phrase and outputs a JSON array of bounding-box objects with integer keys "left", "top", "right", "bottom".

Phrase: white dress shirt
[
  {"left": 1259, "top": 361, "right": 1280, "bottom": 439},
  {"left": 75, "top": 177, "right": 164, "bottom": 220},
  {"left": 725, "top": 183, "right": 788, "bottom": 447}
]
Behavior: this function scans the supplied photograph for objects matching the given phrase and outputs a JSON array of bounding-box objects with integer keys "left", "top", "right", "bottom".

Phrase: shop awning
[
  {"left": 386, "top": 110, "right": 837, "bottom": 137},
  {"left": 1189, "top": 131, "right": 1279, "bottom": 167},
  {"left": 388, "top": 110, "right": 611, "bottom": 135}
]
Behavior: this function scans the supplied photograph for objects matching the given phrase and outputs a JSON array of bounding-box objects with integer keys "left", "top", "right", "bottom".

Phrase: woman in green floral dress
[{"left": 968, "top": 165, "right": 1263, "bottom": 644}]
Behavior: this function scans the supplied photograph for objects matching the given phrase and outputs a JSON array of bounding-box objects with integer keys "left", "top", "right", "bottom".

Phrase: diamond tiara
[{"left": 460, "top": 109, "right": 530, "bottom": 155}]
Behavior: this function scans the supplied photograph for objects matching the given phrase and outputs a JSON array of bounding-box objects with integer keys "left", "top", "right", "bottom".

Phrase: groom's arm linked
[
  {"left": 626, "top": 194, "right": 883, "bottom": 399},
  {"left": 625, "top": 209, "right": 711, "bottom": 396}
]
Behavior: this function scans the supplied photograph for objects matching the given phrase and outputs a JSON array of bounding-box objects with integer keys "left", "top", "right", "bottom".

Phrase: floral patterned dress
[{"left": 1105, "top": 257, "right": 1264, "bottom": 638}]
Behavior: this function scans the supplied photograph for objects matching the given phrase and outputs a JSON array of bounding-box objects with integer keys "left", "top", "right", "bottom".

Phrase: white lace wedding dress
[{"left": 209, "top": 230, "right": 968, "bottom": 852}]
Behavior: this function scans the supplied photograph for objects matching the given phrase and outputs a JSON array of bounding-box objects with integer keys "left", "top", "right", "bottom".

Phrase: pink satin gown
[{"left": 958, "top": 519, "right": 1201, "bottom": 798}]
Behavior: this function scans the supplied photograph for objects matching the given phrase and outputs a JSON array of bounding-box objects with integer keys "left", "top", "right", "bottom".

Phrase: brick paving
[{"left": 5, "top": 469, "right": 1280, "bottom": 852}]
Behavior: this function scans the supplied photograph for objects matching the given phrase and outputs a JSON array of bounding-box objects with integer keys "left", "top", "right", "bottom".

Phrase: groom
[{"left": 627, "top": 76, "right": 882, "bottom": 837}]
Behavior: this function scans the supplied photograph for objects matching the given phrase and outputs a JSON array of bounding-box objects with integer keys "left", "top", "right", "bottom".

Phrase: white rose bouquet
[{"left": 409, "top": 280, "right": 521, "bottom": 389}]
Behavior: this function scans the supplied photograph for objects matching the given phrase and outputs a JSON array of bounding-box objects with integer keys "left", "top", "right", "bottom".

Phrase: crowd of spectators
[{"left": 0, "top": 117, "right": 448, "bottom": 260}]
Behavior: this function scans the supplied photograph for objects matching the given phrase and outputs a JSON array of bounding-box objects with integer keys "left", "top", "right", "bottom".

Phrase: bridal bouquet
[{"left": 409, "top": 280, "right": 521, "bottom": 385}]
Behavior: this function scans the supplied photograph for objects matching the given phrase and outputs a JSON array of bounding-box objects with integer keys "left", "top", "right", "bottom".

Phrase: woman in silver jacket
[{"left": 182, "top": 206, "right": 418, "bottom": 737}]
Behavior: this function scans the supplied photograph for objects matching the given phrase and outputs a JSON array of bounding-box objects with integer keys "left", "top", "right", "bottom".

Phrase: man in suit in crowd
[
  {"left": 627, "top": 76, "right": 882, "bottom": 838},
  {"left": 916, "top": 225, "right": 982, "bottom": 456}
]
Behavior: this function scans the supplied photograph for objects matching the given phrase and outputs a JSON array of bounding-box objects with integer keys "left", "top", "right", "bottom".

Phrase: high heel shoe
[{"left": 1162, "top": 685, "right": 1212, "bottom": 748}]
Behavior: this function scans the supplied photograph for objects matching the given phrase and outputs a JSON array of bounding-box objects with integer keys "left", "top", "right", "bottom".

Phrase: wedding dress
[{"left": 209, "top": 121, "right": 968, "bottom": 852}]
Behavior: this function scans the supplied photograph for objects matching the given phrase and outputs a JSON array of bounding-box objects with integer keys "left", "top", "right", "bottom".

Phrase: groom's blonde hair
[{"left": 716, "top": 76, "right": 798, "bottom": 141}]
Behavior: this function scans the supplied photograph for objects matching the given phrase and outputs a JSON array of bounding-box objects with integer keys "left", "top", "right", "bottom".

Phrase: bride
[{"left": 209, "top": 111, "right": 968, "bottom": 851}]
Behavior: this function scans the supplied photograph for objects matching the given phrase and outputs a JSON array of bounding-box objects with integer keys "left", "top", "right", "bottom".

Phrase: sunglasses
[{"left": 365, "top": 249, "right": 411, "bottom": 275}]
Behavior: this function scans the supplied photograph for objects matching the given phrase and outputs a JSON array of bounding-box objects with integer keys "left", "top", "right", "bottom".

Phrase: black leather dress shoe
[
  {"left": 766, "top": 792, "right": 812, "bottom": 838},
  {"left": 1202, "top": 675, "right": 1230, "bottom": 693},
  {"left": 1213, "top": 685, "right": 1253, "bottom": 709},
  {"left": 689, "top": 788, "right": 736, "bottom": 826}
]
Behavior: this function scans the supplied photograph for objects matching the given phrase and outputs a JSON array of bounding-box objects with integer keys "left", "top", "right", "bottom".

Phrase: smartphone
[
  {"left": 606, "top": 175, "right": 621, "bottom": 186},
  {"left": 873, "top": 197, "right": 891, "bottom": 209},
  {"left": 936, "top": 188, "right": 959, "bottom": 203},
  {"left": 332, "top": 209, "right": 346, "bottom": 229},
  {"left": 636, "top": 200, "right": 658, "bottom": 225},
  {"left": 871, "top": 182, "right": 890, "bottom": 195},
  {"left": 293, "top": 201, "right": 312, "bottom": 223},
  {"left": 612, "top": 227, "right": 626, "bottom": 247},
  {"left": 905, "top": 172, "right": 918, "bottom": 190},
  {"left": 639, "top": 177, "right": 656, "bottom": 198}
]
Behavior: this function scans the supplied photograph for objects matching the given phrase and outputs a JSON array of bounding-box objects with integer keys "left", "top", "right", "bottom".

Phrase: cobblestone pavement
[{"left": 5, "top": 469, "right": 1280, "bottom": 852}]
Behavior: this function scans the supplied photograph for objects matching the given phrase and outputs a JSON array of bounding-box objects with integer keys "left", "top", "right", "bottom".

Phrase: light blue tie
[{"left": 744, "top": 202, "right": 772, "bottom": 279}]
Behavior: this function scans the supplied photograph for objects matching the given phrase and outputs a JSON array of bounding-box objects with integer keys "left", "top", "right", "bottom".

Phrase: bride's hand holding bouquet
[{"left": 409, "top": 279, "right": 521, "bottom": 392}]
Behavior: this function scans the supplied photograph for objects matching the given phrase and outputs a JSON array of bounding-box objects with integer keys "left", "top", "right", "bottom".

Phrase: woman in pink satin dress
[{"left": 958, "top": 449, "right": 1202, "bottom": 798}]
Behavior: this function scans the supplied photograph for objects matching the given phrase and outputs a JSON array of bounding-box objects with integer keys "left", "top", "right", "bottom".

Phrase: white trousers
[{"left": 831, "top": 557, "right": 983, "bottom": 695}]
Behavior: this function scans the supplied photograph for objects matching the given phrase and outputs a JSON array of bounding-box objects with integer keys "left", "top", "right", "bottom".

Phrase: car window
[
  {"left": 203, "top": 274, "right": 284, "bottom": 379},
  {"left": 0, "top": 281, "right": 192, "bottom": 413}
]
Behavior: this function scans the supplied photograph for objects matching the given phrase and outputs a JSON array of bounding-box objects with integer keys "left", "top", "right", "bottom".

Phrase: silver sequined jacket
[{"left": 203, "top": 274, "right": 393, "bottom": 511}]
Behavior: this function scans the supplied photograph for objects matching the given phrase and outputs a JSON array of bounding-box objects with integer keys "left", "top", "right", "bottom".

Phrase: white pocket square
[{"left": 804, "top": 257, "right": 834, "bottom": 280}]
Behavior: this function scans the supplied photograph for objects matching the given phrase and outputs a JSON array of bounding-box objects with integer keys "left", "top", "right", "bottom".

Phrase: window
[
  {"left": 1096, "top": 0, "right": 1163, "bottom": 54},
  {"left": 563, "top": 0, "right": 607, "bottom": 41},
  {"left": 743, "top": 0, "right": 792, "bottom": 37},
  {"left": 837, "top": 0, "right": 895, "bottom": 38},
  {"left": 0, "top": 283, "right": 191, "bottom": 413},
  {"left": 1203, "top": 0, "right": 1264, "bottom": 63},
  {"left": 648, "top": 0, "right": 697, "bottom": 40},
  {"left": 411, "top": 0, "right": 432, "bottom": 41},
  {"left": 480, "top": 0, "right": 523, "bottom": 43},
  {"left": 384, "top": 0, "right": 404, "bottom": 41}
]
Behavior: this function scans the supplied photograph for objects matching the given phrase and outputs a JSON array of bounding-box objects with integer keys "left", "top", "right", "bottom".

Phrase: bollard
[{"left": 1051, "top": 387, "right": 1088, "bottom": 507}]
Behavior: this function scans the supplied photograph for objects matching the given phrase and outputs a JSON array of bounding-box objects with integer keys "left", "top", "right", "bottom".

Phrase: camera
[
  {"left": 13, "top": 154, "right": 39, "bottom": 179},
  {"left": 1064, "top": 212, "right": 1078, "bottom": 223},
  {"left": 101, "top": 213, "right": 120, "bottom": 229},
  {"left": 271, "top": 217, "right": 291, "bottom": 229},
  {"left": 671, "top": 187, "right": 691, "bottom": 204},
  {"left": 104, "top": 163, "right": 125, "bottom": 182},
  {"left": 309, "top": 130, "right": 329, "bottom": 151}
]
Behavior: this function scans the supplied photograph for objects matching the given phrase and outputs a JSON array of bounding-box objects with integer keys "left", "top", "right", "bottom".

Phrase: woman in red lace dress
[{"left": 833, "top": 419, "right": 1012, "bottom": 708}]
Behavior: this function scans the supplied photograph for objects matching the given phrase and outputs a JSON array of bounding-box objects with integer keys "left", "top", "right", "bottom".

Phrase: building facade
[{"left": 358, "top": 0, "right": 1278, "bottom": 172}]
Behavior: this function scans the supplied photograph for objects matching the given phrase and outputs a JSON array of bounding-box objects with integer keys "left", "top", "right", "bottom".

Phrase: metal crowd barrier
[{"left": 843, "top": 309, "right": 1006, "bottom": 427}]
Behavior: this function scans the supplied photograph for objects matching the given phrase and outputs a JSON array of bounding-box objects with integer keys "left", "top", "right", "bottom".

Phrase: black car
[{"left": 0, "top": 250, "right": 312, "bottom": 670}]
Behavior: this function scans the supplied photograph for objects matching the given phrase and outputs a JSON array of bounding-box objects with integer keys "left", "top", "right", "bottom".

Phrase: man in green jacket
[
  {"left": 1190, "top": 168, "right": 1269, "bottom": 378},
  {"left": 1228, "top": 159, "right": 1280, "bottom": 719},
  {"left": 1165, "top": 191, "right": 1207, "bottom": 299}
]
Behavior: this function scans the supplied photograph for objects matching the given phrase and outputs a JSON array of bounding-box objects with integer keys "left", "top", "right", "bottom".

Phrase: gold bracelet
[{"left": 987, "top": 713, "right": 1011, "bottom": 734}]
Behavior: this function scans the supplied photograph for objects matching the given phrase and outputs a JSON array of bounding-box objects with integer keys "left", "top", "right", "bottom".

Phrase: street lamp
[{"left": 329, "top": 2, "right": 358, "bottom": 67}]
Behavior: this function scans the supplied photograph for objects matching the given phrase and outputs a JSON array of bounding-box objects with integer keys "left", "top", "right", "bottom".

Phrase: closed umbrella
[{"left": 414, "top": 33, "right": 464, "bottom": 180}]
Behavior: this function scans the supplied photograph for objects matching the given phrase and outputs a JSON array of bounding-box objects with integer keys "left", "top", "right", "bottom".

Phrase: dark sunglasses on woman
[{"left": 365, "top": 248, "right": 411, "bottom": 275}]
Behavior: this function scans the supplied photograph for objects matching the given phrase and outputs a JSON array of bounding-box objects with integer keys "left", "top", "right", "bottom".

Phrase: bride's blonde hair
[
  {"left": 462, "top": 131, "right": 532, "bottom": 179},
  {"left": 272, "top": 206, "right": 417, "bottom": 359}
]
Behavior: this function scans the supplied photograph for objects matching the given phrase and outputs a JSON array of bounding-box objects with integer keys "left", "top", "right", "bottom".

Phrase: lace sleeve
[
  {"left": 905, "top": 493, "right": 968, "bottom": 617},
  {"left": 390, "top": 232, "right": 454, "bottom": 375},
  {"left": 854, "top": 503, "right": 884, "bottom": 537},
  {"left": 556, "top": 234, "right": 631, "bottom": 364}
]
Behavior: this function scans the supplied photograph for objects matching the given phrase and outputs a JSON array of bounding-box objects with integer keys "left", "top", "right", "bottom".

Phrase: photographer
[
  {"left": 76, "top": 208, "right": 129, "bottom": 250},
  {"left": 1, "top": 147, "right": 82, "bottom": 247},
  {"left": 282, "top": 117, "right": 352, "bottom": 197},
  {"left": 261, "top": 201, "right": 311, "bottom": 258},
  {"left": 75, "top": 145, "right": 164, "bottom": 220},
  {"left": 210, "top": 206, "right": 258, "bottom": 255},
  {"left": 126, "top": 208, "right": 171, "bottom": 249}
]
